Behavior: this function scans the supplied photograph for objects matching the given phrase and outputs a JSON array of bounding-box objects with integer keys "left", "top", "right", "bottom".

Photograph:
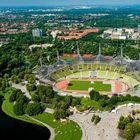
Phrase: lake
[{"left": 0, "top": 96, "right": 50, "bottom": 139}]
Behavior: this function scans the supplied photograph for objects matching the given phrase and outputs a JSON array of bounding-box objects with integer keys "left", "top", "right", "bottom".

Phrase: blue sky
[{"left": 1, "top": 0, "right": 140, "bottom": 6}]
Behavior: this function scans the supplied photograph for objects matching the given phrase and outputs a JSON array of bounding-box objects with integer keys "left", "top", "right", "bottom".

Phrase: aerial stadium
[{"left": 37, "top": 46, "right": 140, "bottom": 97}]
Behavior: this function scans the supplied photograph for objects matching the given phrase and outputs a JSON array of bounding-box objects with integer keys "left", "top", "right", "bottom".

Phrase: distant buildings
[
  {"left": 58, "top": 28, "right": 99, "bottom": 40},
  {"left": 32, "top": 28, "right": 43, "bottom": 37},
  {"left": 101, "top": 28, "right": 140, "bottom": 40}
]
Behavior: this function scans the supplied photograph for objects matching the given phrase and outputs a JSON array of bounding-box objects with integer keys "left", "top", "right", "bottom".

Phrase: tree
[
  {"left": 0, "top": 78, "right": 9, "bottom": 90},
  {"left": 54, "top": 109, "right": 66, "bottom": 120},
  {"left": 109, "top": 96, "right": 118, "bottom": 105},
  {"left": 54, "top": 109, "right": 71, "bottom": 119},
  {"left": 31, "top": 93, "right": 40, "bottom": 102},
  {"left": 123, "top": 124, "right": 135, "bottom": 140},
  {"left": 26, "top": 83, "right": 36, "bottom": 92},
  {"left": 94, "top": 115, "right": 101, "bottom": 125},
  {"left": 89, "top": 90, "right": 100, "bottom": 101},
  {"left": 11, "top": 75, "right": 21, "bottom": 84},
  {"left": 99, "top": 99, "right": 107, "bottom": 107},
  {"left": 25, "top": 103, "right": 43, "bottom": 116},
  {"left": 13, "top": 102, "right": 26, "bottom": 115},
  {"left": 16, "top": 94, "right": 29, "bottom": 104},
  {"left": 91, "top": 114, "right": 96, "bottom": 122},
  {"left": 9, "top": 89, "right": 22, "bottom": 102},
  {"left": 132, "top": 121, "right": 140, "bottom": 134},
  {"left": 71, "top": 98, "right": 81, "bottom": 106},
  {"left": 28, "top": 74, "right": 36, "bottom": 84},
  {"left": 64, "top": 96, "right": 72, "bottom": 106}
]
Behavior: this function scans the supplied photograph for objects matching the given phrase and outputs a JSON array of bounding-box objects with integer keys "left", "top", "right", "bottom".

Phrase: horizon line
[{"left": 1, "top": 4, "right": 140, "bottom": 8}]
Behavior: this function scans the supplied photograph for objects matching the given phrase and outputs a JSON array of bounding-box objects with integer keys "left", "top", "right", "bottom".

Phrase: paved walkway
[
  {"left": 26, "top": 115, "right": 55, "bottom": 140},
  {"left": 69, "top": 105, "right": 140, "bottom": 140},
  {"left": 12, "top": 83, "right": 31, "bottom": 99},
  {"left": 44, "top": 108, "right": 54, "bottom": 114}
]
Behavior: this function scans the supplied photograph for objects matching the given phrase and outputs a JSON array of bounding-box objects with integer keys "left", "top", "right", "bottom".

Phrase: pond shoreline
[{"left": 0, "top": 95, "right": 51, "bottom": 140}]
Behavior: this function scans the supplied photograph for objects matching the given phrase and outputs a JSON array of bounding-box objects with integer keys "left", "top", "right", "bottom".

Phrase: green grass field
[{"left": 67, "top": 80, "right": 111, "bottom": 92}]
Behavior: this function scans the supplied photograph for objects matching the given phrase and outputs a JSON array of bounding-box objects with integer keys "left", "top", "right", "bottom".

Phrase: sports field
[{"left": 67, "top": 80, "right": 111, "bottom": 92}]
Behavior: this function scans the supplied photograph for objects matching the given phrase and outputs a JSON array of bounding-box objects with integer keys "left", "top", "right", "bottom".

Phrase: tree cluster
[{"left": 118, "top": 115, "right": 140, "bottom": 140}]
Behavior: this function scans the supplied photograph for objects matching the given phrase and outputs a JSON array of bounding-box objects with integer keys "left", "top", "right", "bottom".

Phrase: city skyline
[{"left": 1, "top": 0, "right": 140, "bottom": 6}]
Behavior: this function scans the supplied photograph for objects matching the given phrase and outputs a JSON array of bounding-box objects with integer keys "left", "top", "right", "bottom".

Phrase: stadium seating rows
[{"left": 50, "top": 63, "right": 126, "bottom": 81}]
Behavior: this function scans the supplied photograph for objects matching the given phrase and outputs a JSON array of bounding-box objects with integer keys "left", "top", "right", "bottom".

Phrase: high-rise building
[
  {"left": 32, "top": 28, "right": 43, "bottom": 37},
  {"left": 138, "top": 25, "right": 140, "bottom": 33}
]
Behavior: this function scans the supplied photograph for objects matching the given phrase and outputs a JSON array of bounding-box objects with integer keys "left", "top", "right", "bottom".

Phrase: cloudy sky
[{"left": 1, "top": 0, "right": 140, "bottom": 6}]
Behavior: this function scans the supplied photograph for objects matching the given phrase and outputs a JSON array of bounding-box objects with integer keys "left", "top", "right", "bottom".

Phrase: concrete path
[
  {"left": 44, "top": 108, "right": 54, "bottom": 114},
  {"left": 12, "top": 83, "right": 31, "bottom": 99},
  {"left": 69, "top": 105, "right": 140, "bottom": 140}
]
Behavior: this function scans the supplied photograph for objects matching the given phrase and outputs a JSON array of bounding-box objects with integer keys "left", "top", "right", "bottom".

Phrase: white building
[
  {"left": 32, "top": 28, "right": 43, "bottom": 37},
  {"left": 29, "top": 44, "right": 54, "bottom": 50},
  {"left": 51, "top": 30, "right": 62, "bottom": 38}
]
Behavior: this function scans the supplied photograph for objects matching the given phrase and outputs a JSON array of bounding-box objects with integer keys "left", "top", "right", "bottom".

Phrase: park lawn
[
  {"left": 81, "top": 98, "right": 109, "bottom": 111},
  {"left": 63, "top": 57, "right": 76, "bottom": 61},
  {"left": 33, "top": 113, "right": 82, "bottom": 140},
  {"left": 67, "top": 80, "right": 111, "bottom": 92},
  {"left": 2, "top": 93, "right": 82, "bottom": 140}
]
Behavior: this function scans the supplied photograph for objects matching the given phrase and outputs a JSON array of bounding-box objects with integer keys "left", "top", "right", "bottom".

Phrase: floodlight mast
[
  {"left": 39, "top": 49, "right": 43, "bottom": 67},
  {"left": 96, "top": 43, "right": 102, "bottom": 62},
  {"left": 56, "top": 50, "right": 60, "bottom": 61},
  {"left": 99, "top": 43, "right": 102, "bottom": 56},
  {"left": 39, "top": 58, "right": 43, "bottom": 67},
  {"left": 77, "top": 46, "right": 84, "bottom": 63},
  {"left": 121, "top": 44, "right": 123, "bottom": 58}
]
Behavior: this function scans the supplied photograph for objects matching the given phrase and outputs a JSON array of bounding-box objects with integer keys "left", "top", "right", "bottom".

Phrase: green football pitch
[{"left": 67, "top": 80, "right": 111, "bottom": 92}]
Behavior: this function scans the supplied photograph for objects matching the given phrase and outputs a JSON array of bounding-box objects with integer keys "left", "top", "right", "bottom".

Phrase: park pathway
[{"left": 12, "top": 83, "right": 31, "bottom": 99}]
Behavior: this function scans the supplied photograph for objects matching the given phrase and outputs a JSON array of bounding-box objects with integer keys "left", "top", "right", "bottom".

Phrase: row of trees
[{"left": 89, "top": 90, "right": 140, "bottom": 110}]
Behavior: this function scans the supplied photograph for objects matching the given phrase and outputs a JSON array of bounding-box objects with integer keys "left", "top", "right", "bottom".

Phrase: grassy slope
[
  {"left": 2, "top": 93, "right": 82, "bottom": 140},
  {"left": 67, "top": 80, "right": 111, "bottom": 91},
  {"left": 33, "top": 113, "right": 82, "bottom": 140},
  {"left": 81, "top": 98, "right": 109, "bottom": 111}
]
